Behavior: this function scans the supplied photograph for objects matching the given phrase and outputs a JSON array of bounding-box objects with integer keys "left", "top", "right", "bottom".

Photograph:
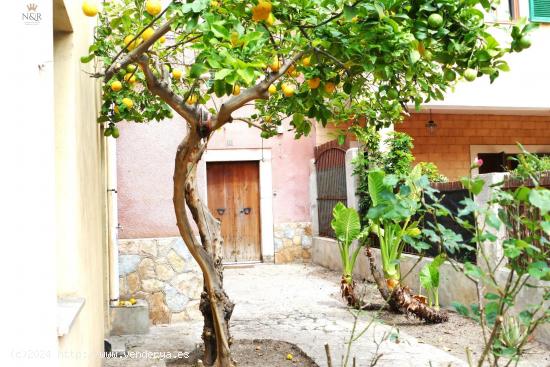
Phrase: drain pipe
[{"left": 107, "top": 137, "right": 120, "bottom": 304}]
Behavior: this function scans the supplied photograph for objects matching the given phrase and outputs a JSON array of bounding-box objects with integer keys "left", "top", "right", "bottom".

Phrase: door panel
[{"left": 207, "top": 161, "right": 261, "bottom": 262}]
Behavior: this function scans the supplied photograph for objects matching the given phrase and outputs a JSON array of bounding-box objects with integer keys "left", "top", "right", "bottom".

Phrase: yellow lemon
[
  {"left": 113, "top": 105, "right": 119, "bottom": 114},
  {"left": 186, "top": 94, "right": 198, "bottom": 105},
  {"left": 286, "top": 353, "right": 293, "bottom": 360},
  {"left": 111, "top": 80, "right": 122, "bottom": 92},
  {"left": 264, "top": 115, "right": 272, "bottom": 123},
  {"left": 124, "top": 73, "right": 136, "bottom": 83},
  {"left": 265, "top": 13, "right": 275, "bottom": 26},
  {"left": 129, "top": 298, "right": 137, "bottom": 305},
  {"left": 281, "top": 83, "right": 295, "bottom": 97},
  {"left": 172, "top": 69, "right": 183, "bottom": 80},
  {"left": 252, "top": 0, "right": 272, "bottom": 22},
  {"left": 307, "top": 77, "right": 321, "bottom": 89},
  {"left": 145, "top": 0, "right": 162, "bottom": 16},
  {"left": 159, "top": 36, "right": 166, "bottom": 44},
  {"left": 269, "top": 57, "right": 280, "bottom": 72},
  {"left": 122, "top": 98, "right": 134, "bottom": 109},
  {"left": 232, "top": 84, "right": 241, "bottom": 96},
  {"left": 210, "top": 0, "right": 220, "bottom": 7},
  {"left": 285, "top": 64, "right": 296, "bottom": 75},
  {"left": 302, "top": 56, "right": 311, "bottom": 67},
  {"left": 124, "top": 35, "right": 141, "bottom": 51},
  {"left": 324, "top": 82, "right": 335, "bottom": 93},
  {"left": 82, "top": 1, "right": 98, "bottom": 17},
  {"left": 141, "top": 27, "right": 155, "bottom": 41},
  {"left": 268, "top": 84, "right": 277, "bottom": 94}
]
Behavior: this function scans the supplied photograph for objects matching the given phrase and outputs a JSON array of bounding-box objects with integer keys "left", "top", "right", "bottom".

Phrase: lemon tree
[{"left": 82, "top": 0, "right": 533, "bottom": 365}]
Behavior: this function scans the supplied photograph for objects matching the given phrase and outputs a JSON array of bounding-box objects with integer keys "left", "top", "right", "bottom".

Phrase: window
[
  {"left": 487, "top": 0, "right": 519, "bottom": 22},
  {"left": 530, "top": 0, "right": 550, "bottom": 22}
]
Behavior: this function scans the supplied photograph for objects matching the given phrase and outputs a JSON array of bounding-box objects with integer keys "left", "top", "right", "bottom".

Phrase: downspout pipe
[{"left": 107, "top": 138, "right": 120, "bottom": 304}]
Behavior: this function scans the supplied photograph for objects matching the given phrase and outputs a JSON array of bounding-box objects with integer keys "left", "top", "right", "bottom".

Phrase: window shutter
[{"left": 530, "top": 0, "right": 550, "bottom": 22}]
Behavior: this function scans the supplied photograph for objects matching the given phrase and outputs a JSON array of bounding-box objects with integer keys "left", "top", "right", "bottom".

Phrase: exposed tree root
[{"left": 364, "top": 247, "right": 448, "bottom": 323}]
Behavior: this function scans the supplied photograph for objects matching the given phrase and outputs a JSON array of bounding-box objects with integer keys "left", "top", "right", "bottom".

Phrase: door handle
[
  {"left": 216, "top": 208, "right": 226, "bottom": 215},
  {"left": 240, "top": 207, "right": 251, "bottom": 215}
]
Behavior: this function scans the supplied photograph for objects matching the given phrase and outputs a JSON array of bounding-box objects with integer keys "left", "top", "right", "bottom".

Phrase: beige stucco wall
[
  {"left": 2, "top": 1, "right": 109, "bottom": 366},
  {"left": 54, "top": 1, "right": 110, "bottom": 367}
]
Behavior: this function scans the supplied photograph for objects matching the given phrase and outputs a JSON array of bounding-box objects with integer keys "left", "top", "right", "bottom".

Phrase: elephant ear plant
[
  {"left": 331, "top": 202, "right": 365, "bottom": 307},
  {"left": 419, "top": 254, "right": 446, "bottom": 310},
  {"left": 364, "top": 165, "right": 449, "bottom": 323}
]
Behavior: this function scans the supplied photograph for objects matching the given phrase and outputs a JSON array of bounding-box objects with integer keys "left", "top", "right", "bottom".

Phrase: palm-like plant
[{"left": 331, "top": 202, "right": 364, "bottom": 307}]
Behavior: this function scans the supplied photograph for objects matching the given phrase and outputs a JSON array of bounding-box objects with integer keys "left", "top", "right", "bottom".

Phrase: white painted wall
[
  {"left": 1, "top": 1, "right": 59, "bottom": 366},
  {"left": 427, "top": 20, "right": 550, "bottom": 112}
]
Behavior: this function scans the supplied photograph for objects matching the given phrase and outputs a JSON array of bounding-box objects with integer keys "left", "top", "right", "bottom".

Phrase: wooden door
[{"left": 206, "top": 161, "right": 261, "bottom": 262}]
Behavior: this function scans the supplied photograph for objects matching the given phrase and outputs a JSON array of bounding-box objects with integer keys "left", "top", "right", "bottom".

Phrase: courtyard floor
[{"left": 105, "top": 263, "right": 549, "bottom": 367}]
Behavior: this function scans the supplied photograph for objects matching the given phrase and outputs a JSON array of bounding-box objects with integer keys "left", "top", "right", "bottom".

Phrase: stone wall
[
  {"left": 273, "top": 222, "right": 312, "bottom": 263},
  {"left": 118, "top": 237, "right": 203, "bottom": 324}
]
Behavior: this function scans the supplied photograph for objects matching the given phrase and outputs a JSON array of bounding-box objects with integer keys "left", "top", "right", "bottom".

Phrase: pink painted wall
[{"left": 117, "top": 112, "right": 315, "bottom": 239}]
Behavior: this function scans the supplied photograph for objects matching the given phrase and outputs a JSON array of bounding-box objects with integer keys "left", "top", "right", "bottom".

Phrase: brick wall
[{"left": 396, "top": 113, "right": 550, "bottom": 180}]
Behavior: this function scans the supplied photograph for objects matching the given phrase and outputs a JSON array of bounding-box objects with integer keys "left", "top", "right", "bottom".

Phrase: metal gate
[{"left": 315, "top": 139, "right": 349, "bottom": 238}]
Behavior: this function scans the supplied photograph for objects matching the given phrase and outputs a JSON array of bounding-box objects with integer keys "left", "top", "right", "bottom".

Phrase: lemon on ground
[
  {"left": 159, "top": 36, "right": 166, "bottom": 44},
  {"left": 252, "top": 0, "right": 272, "bottom": 22},
  {"left": 145, "top": 0, "right": 162, "bottom": 16},
  {"left": 141, "top": 27, "right": 155, "bottom": 41},
  {"left": 268, "top": 84, "right": 277, "bottom": 94},
  {"left": 82, "top": 1, "right": 98, "bottom": 17},
  {"left": 111, "top": 80, "right": 122, "bottom": 92},
  {"left": 129, "top": 298, "right": 137, "bottom": 305},
  {"left": 233, "top": 84, "right": 241, "bottom": 96},
  {"left": 269, "top": 57, "right": 280, "bottom": 72},
  {"left": 324, "top": 82, "right": 335, "bottom": 93},
  {"left": 186, "top": 94, "right": 198, "bottom": 105},
  {"left": 307, "top": 78, "right": 321, "bottom": 89},
  {"left": 122, "top": 98, "right": 134, "bottom": 109},
  {"left": 286, "top": 353, "right": 293, "bottom": 360},
  {"left": 172, "top": 69, "right": 183, "bottom": 79},
  {"left": 281, "top": 83, "right": 295, "bottom": 97}
]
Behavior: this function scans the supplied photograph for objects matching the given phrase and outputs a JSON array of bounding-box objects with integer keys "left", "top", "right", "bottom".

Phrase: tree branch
[
  {"left": 301, "top": 0, "right": 363, "bottom": 29},
  {"left": 214, "top": 49, "right": 310, "bottom": 127},
  {"left": 137, "top": 54, "right": 199, "bottom": 124},
  {"left": 104, "top": 17, "right": 176, "bottom": 82}
]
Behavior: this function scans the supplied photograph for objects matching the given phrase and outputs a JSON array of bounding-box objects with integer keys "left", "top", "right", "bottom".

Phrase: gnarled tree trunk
[
  {"left": 173, "top": 130, "right": 235, "bottom": 366},
  {"left": 365, "top": 246, "right": 448, "bottom": 323}
]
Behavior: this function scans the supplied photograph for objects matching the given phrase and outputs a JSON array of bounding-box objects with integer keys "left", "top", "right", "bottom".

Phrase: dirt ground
[
  {"left": 166, "top": 339, "right": 318, "bottom": 367},
  {"left": 310, "top": 267, "right": 550, "bottom": 366}
]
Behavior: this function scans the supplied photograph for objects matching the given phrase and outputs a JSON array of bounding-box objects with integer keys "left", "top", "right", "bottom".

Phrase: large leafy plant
[
  {"left": 425, "top": 153, "right": 549, "bottom": 365},
  {"left": 366, "top": 165, "right": 426, "bottom": 288},
  {"left": 331, "top": 202, "right": 363, "bottom": 286}
]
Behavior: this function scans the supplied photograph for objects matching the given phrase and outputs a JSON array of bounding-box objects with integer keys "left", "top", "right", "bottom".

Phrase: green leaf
[
  {"left": 80, "top": 54, "right": 95, "bottom": 64},
  {"left": 528, "top": 189, "right": 550, "bottom": 214},
  {"left": 189, "top": 63, "right": 209, "bottom": 78},
  {"left": 452, "top": 301, "right": 469, "bottom": 317},
  {"left": 343, "top": 5, "right": 358, "bottom": 20},
  {"left": 410, "top": 50, "right": 421, "bottom": 64},
  {"left": 211, "top": 23, "right": 230, "bottom": 39},
  {"left": 331, "top": 202, "right": 361, "bottom": 246},
  {"left": 214, "top": 69, "right": 233, "bottom": 80},
  {"left": 464, "top": 262, "right": 484, "bottom": 280},
  {"left": 368, "top": 170, "right": 386, "bottom": 207},
  {"left": 528, "top": 261, "right": 550, "bottom": 280}
]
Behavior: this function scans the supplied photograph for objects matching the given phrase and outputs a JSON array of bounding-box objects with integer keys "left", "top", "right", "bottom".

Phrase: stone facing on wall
[
  {"left": 273, "top": 222, "right": 312, "bottom": 263},
  {"left": 118, "top": 237, "right": 203, "bottom": 325}
]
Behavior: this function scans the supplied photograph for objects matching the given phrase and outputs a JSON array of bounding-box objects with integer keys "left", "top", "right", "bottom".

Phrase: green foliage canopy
[{"left": 83, "top": 0, "right": 532, "bottom": 138}]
